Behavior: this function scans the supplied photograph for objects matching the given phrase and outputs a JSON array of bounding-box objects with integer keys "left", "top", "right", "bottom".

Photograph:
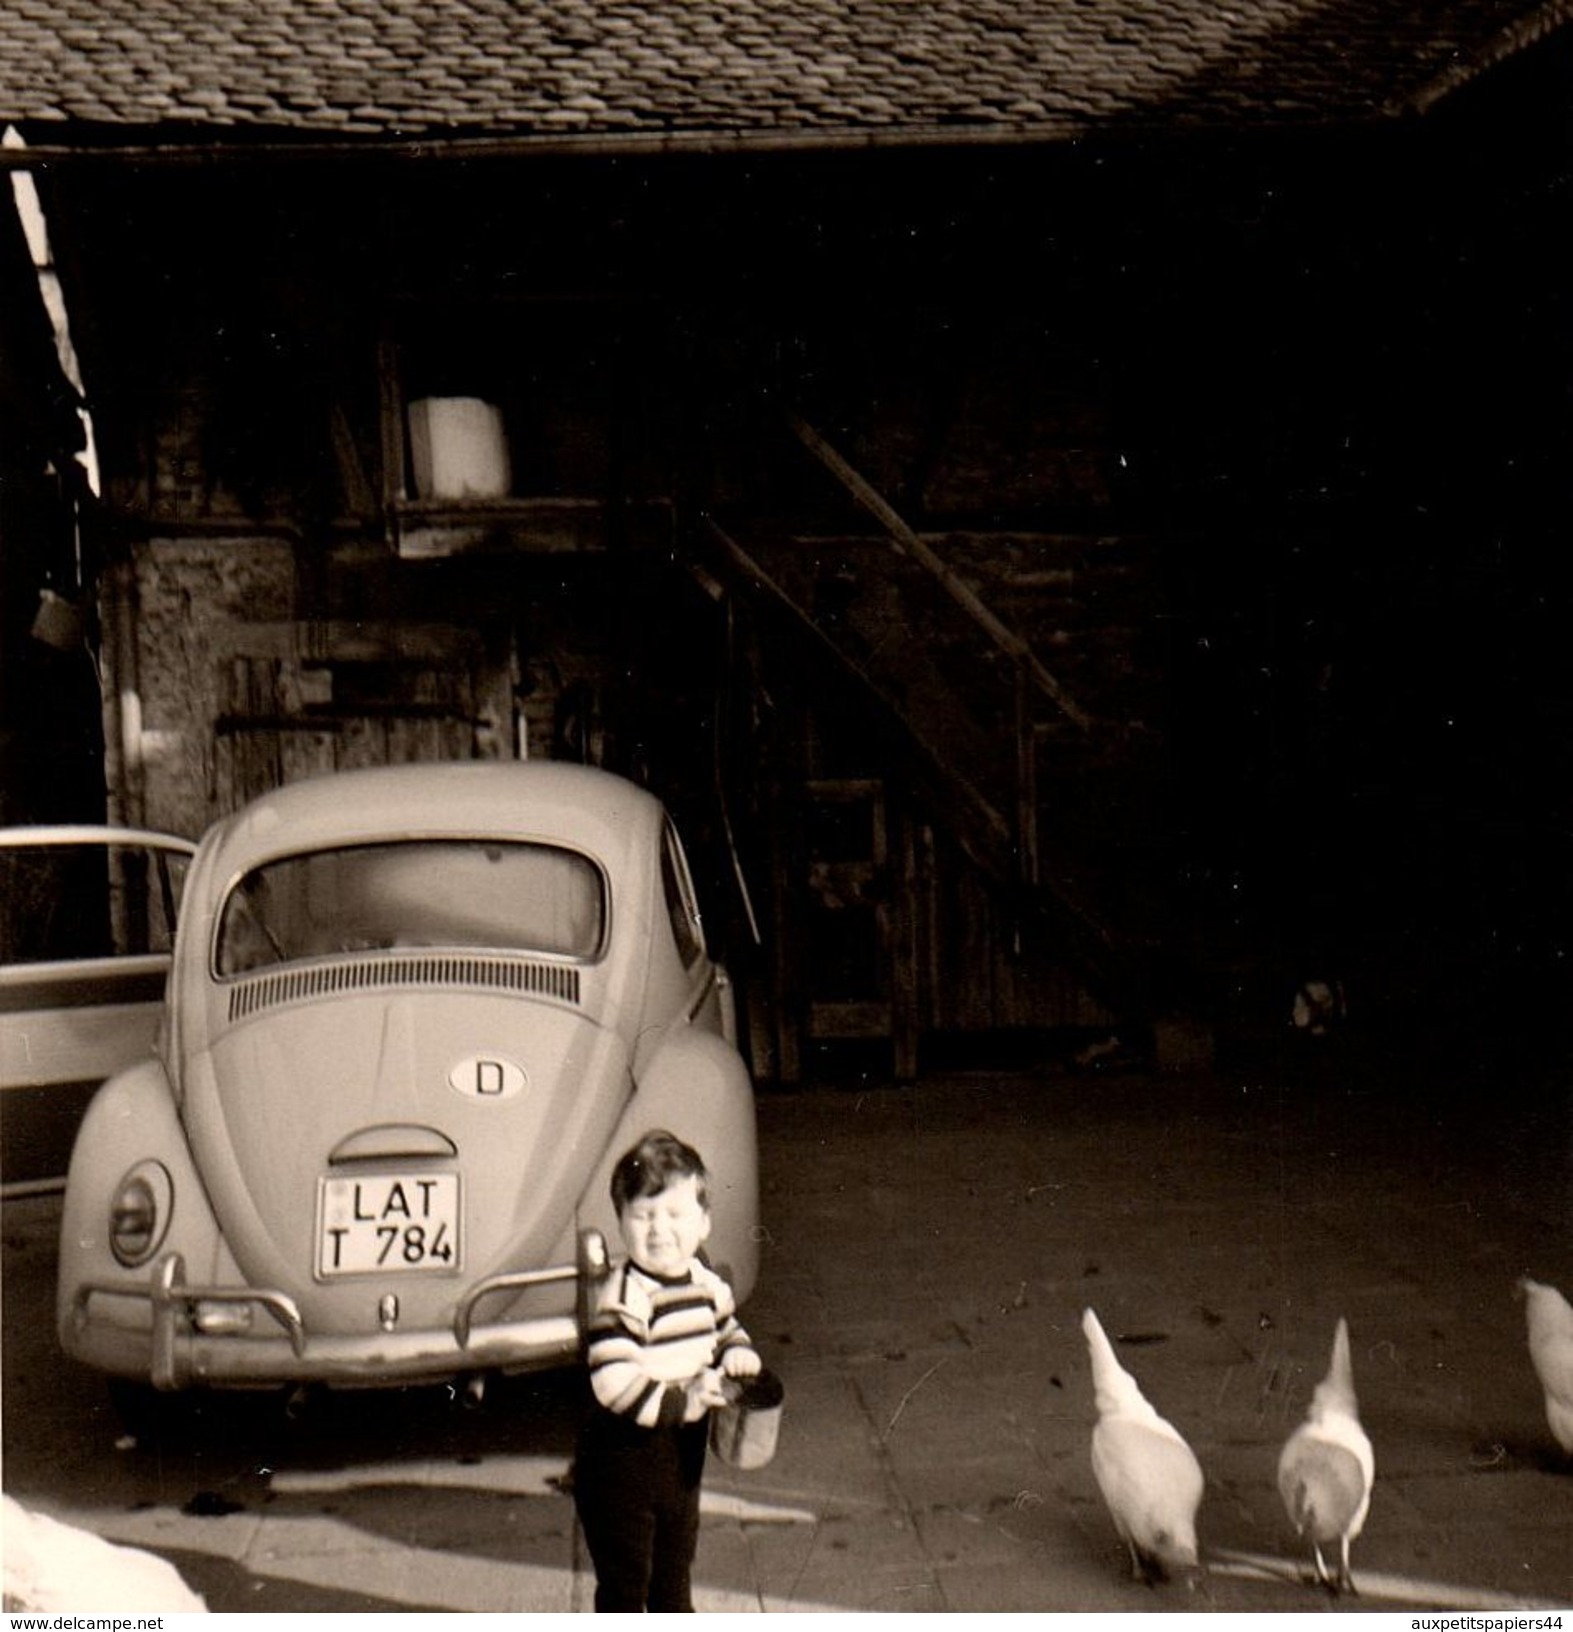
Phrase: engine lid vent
[{"left": 228, "top": 953, "right": 581, "bottom": 1022}]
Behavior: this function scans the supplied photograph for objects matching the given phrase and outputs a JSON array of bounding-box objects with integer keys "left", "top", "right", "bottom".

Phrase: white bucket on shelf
[{"left": 406, "top": 397, "right": 512, "bottom": 499}]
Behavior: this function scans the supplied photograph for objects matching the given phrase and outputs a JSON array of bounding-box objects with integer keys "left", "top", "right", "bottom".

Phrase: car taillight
[{"left": 109, "top": 1161, "right": 173, "bottom": 1267}]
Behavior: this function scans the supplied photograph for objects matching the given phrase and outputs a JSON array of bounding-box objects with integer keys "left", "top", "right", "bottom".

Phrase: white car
[
  {"left": 2, "top": 826, "right": 195, "bottom": 1194},
  {"left": 56, "top": 761, "right": 759, "bottom": 1404}
]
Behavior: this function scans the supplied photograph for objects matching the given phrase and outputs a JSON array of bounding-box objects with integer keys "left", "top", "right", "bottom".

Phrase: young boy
[{"left": 574, "top": 1129, "right": 761, "bottom": 1613}]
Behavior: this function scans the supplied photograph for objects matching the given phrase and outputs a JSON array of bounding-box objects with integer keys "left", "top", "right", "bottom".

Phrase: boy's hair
[{"left": 610, "top": 1129, "right": 710, "bottom": 1215}]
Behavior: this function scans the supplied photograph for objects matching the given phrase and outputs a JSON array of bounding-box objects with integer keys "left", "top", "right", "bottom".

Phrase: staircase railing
[
  {"left": 787, "top": 413, "right": 1094, "bottom": 739},
  {"left": 698, "top": 514, "right": 1013, "bottom": 874}
]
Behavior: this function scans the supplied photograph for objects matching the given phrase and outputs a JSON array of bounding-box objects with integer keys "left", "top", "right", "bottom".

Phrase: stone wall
[{"left": 101, "top": 537, "right": 297, "bottom": 840}]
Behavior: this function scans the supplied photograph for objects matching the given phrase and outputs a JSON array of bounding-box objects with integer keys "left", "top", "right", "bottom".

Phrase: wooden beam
[{"left": 208, "top": 621, "right": 482, "bottom": 663}]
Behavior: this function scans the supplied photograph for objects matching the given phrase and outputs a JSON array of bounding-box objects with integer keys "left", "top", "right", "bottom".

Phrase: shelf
[{"left": 390, "top": 496, "right": 673, "bottom": 559}]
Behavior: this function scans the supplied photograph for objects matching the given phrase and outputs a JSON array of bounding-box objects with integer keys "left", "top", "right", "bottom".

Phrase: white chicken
[
  {"left": 1276, "top": 1317, "right": 1374, "bottom": 1594},
  {"left": 1082, "top": 1307, "right": 1205, "bottom": 1584},
  {"left": 1519, "top": 1276, "right": 1573, "bottom": 1456}
]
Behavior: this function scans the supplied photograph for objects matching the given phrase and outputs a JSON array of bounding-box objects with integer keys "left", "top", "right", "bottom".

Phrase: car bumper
[{"left": 64, "top": 1228, "right": 610, "bottom": 1390}]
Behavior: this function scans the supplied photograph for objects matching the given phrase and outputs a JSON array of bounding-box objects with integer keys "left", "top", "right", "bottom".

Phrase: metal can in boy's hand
[{"left": 710, "top": 1368, "right": 785, "bottom": 1469}]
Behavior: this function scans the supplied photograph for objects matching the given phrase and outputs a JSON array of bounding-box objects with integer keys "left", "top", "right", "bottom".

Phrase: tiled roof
[{"left": 0, "top": 0, "right": 1568, "bottom": 148}]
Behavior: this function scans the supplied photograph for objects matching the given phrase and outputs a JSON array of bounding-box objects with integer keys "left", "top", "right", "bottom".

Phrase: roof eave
[
  {"left": 1393, "top": 0, "right": 1573, "bottom": 115},
  {"left": 0, "top": 109, "right": 1401, "bottom": 169}
]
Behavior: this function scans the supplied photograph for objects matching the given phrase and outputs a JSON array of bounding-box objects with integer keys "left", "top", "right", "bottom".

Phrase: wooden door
[{"left": 211, "top": 621, "right": 512, "bottom": 816}]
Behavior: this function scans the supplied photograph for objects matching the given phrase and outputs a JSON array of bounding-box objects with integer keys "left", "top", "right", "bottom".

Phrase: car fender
[
  {"left": 57, "top": 1059, "right": 222, "bottom": 1354},
  {"left": 581, "top": 1025, "right": 759, "bottom": 1305}
]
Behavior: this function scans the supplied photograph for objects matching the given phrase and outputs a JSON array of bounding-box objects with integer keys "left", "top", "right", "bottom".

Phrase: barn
[{"left": 2, "top": 0, "right": 1569, "bottom": 1082}]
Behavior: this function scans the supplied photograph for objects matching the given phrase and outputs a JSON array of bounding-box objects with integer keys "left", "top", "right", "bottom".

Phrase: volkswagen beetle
[{"left": 57, "top": 760, "right": 758, "bottom": 1402}]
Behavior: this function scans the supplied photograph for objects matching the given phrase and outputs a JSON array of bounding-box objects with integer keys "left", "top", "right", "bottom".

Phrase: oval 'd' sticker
[{"left": 447, "top": 1054, "right": 528, "bottom": 1101}]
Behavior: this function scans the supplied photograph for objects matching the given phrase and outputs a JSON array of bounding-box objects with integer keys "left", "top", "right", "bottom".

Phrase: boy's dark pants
[{"left": 574, "top": 1407, "right": 709, "bottom": 1612}]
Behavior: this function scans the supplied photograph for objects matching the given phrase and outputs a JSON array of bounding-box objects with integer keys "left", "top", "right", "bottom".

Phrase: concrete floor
[
  {"left": 5, "top": 1031, "right": 1573, "bottom": 1612},
  {"left": 699, "top": 1038, "right": 1573, "bottom": 1612}
]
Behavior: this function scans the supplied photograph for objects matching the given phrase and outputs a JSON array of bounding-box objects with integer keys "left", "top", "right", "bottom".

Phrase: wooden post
[
  {"left": 1014, "top": 659, "right": 1040, "bottom": 890},
  {"left": 377, "top": 333, "right": 406, "bottom": 546},
  {"left": 891, "top": 798, "right": 922, "bottom": 1082},
  {"left": 766, "top": 675, "right": 805, "bottom": 1086}
]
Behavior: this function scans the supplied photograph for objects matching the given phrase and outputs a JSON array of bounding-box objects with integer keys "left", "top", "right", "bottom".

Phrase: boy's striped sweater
[{"left": 586, "top": 1258, "right": 757, "bottom": 1429}]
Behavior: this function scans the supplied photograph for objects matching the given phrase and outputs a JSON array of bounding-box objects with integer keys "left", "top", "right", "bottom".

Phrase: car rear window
[{"left": 215, "top": 840, "right": 605, "bottom": 976}]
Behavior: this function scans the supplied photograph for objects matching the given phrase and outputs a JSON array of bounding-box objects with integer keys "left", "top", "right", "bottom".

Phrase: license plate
[{"left": 316, "top": 1173, "right": 461, "bottom": 1277}]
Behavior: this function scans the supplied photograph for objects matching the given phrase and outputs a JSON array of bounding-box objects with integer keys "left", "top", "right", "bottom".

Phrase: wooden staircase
[{"left": 692, "top": 414, "right": 1186, "bottom": 1077}]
